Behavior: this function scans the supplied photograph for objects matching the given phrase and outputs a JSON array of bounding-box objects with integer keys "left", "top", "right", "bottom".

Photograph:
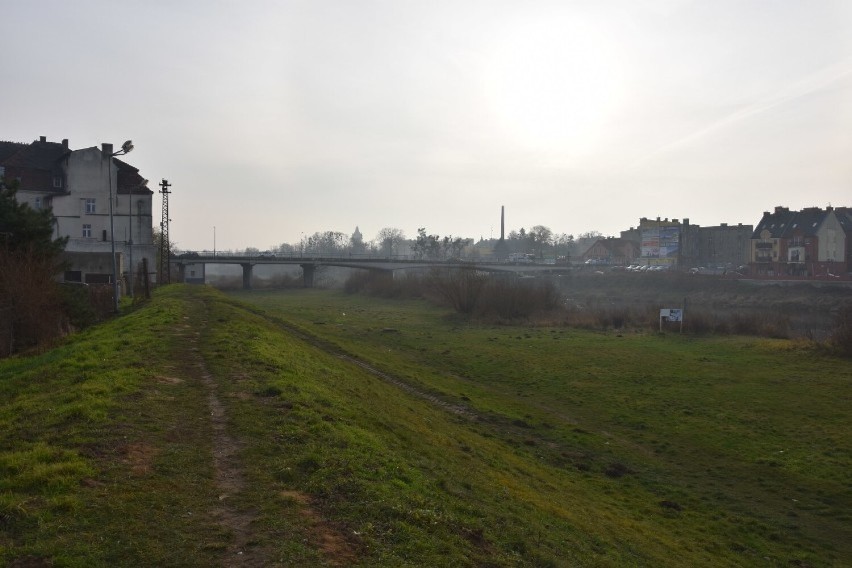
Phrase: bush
[
  {"left": 475, "top": 278, "right": 560, "bottom": 319},
  {"left": 829, "top": 304, "right": 852, "bottom": 357},
  {"left": 0, "top": 249, "right": 66, "bottom": 356},
  {"left": 426, "top": 267, "right": 486, "bottom": 314},
  {"left": 58, "top": 284, "right": 99, "bottom": 329},
  {"left": 344, "top": 270, "right": 425, "bottom": 299}
]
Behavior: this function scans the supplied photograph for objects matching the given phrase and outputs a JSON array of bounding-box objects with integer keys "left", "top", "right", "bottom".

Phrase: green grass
[
  {"left": 230, "top": 287, "right": 852, "bottom": 566},
  {"left": 1, "top": 285, "right": 849, "bottom": 566}
]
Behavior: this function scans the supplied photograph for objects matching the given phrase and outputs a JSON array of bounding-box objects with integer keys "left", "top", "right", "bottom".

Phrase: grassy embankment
[{"left": 1, "top": 284, "right": 849, "bottom": 566}]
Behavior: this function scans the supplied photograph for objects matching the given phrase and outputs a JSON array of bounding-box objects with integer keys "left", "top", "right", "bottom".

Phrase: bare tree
[
  {"left": 577, "top": 230, "right": 603, "bottom": 240},
  {"left": 554, "top": 233, "right": 574, "bottom": 261},
  {"left": 413, "top": 228, "right": 440, "bottom": 259},
  {"left": 375, "top": 227, "right": 405, "bottom": 257},
  {"left": 427, "top": 266, "right": 486, "bottom": 314},
  {"left": 0, "top": 181, "right": 67, "bottom": 356},
  {"left": 304, "top": 231, "right": 348, "bottom": 256},
  {"left": 528, "top": 225, "right": 553, "bottom": 259}
]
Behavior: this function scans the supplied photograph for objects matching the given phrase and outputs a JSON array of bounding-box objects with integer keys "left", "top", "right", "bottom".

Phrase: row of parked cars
[{"left": 620, "top": 264, "right": 671, "bottom": 272}]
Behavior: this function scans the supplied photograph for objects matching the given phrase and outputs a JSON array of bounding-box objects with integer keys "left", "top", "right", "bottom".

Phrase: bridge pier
[
  {"left": 300, "top": 264, "right": 315, "bottom": 288},
  {"left": 241, "top": 263, "right": 253, "bottom": 290}
]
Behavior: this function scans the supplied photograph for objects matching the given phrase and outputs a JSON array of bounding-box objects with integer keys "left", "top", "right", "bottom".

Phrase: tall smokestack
[{"left": 500, "top": 206, "right": 505, "bottom": 241}]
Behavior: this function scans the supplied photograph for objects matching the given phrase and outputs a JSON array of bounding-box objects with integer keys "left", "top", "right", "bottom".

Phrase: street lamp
[{"left": 107, "top": 140, "right": 134, "bottom": 313}]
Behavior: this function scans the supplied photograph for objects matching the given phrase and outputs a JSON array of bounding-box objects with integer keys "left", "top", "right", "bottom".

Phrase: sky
[{"left": 3, "top": 0, "right": 851, "bottom": 251}]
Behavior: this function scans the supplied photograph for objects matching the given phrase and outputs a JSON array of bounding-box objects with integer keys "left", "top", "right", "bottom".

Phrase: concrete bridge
[{"left": 172, "top": 253, "right": 572, "bottom": 289}]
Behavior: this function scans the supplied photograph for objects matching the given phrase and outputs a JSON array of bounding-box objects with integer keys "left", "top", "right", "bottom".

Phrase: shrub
[
  {"left": 829, "top": 304, "right": 852, "bottom": 357},
  {"left": 426, "top": 267, "right": 486, "bottom": 314},
  {"left": 344, "top": 270, "right": 425, "bottom": 299},
  {"left": 475, "top": 278, "right": 560, "bottom": 319},
  {"left": 0, "top": 248, "right": 66, "bottom": 356}
]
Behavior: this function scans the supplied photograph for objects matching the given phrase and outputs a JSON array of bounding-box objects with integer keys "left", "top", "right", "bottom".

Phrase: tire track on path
[
  {"left": 181, "top": 300, "right": 268, "bottom": 566},
  {"left": 243, "top": 306, "right": 477, "bottom": 420}
]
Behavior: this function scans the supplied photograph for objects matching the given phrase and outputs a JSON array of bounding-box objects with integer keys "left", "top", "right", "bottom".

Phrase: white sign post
[{"left": 659, "top": 308, "right": 684, "bottom": 332}]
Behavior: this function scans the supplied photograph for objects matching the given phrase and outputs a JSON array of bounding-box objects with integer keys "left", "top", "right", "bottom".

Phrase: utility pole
[{"left": 159, "top": 179, "right": 172, "bottom": 284}]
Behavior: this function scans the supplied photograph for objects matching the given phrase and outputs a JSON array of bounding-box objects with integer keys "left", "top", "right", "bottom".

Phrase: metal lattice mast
[{"left": 159, "top": 179, "right": 172, "bottom": 284}]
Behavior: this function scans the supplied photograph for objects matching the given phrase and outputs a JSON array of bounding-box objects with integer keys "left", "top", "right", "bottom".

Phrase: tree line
[{"left": 237, "top": 227, "right": 605, "bottom": 260}]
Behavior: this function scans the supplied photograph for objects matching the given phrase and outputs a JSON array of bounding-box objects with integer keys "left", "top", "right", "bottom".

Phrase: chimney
[
  {"left": 39, "top": 136, "right": 46, "bottom": 143},
  {"left": 102, "top": 143, "right": 113, "bottom": 156},
  {"left": 684, "top": 218, "right": 689, "bottom": 226},
  {"left": 62, "top": 139, "right": 68, "bottom": 148}
]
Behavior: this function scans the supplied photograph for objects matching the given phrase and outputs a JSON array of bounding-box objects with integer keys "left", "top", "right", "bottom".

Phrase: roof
[
  {"left": 583, "top": 238, "right": 638, "bottom": 257},
  {"left": 787, "top": 208, "right": 827, "bottom": 237},
  {"left": 1, "top": 139, "right": 69, "bottom": 171},
  {"left": 753, "top": 207, "right": 799, "bottom": 239},
  {"left": 115, "top": 158, "right": 152, "bottom": 195},
  {"left": 835, "top": 207, "right": 852, "bottom": 236},
  {"left": 0, "top": 141, "right": 26, "bottom": 164},
  {"left": 753, "top": 206, "right": 852, "bottom": 239}
]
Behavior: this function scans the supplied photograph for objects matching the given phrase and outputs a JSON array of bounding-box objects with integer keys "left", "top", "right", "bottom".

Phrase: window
[
  {"left": 34, "top": 197, "right": 42, "bottom": 210},
  {"left": 53, "top": 176, "right": 62, "bottom": 188},
  {"left": 82, "top": 224, "right": 92, "bottom": 238},
  {"left": 85, "top": 198, "right": 96, "bottom": 214}
]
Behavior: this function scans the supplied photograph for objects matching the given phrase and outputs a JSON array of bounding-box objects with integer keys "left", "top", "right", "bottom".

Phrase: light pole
[{"left": 107, "top": 140, "right": 134, "bottom": 313}]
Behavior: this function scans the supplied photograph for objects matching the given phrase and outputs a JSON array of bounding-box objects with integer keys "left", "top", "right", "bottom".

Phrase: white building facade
[{"left": 1, "top": 137, "right": 156, "bottom": 288}]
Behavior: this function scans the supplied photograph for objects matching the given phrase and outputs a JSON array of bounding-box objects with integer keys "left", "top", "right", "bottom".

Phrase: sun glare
[{"left": 482, "top": 13, "right": 624, "bottom": 158}]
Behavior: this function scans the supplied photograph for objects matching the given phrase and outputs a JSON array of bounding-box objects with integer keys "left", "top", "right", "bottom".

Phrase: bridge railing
[{"left": 173, "top": 251, "right": 578, "bottom": 267}]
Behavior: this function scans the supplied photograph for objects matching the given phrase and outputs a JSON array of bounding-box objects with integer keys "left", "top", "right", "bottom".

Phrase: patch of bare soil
[
  {"left": 118, "top": 442, "right": 158, "bottom": 476},
  {"left": 153, "top": 375, "right": 184, "bottom": 385},
  {"left": 280, "top": 491, "right": 359, "bottom": 566}
]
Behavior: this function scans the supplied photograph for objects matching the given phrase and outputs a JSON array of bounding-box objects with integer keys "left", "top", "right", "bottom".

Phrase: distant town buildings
[
  {"left": 3, "top": 138, "right": 850, "bottom": 281},
  {"left": 609, "top": 206, "right": 850, "bottom": 276},
  {"left": 0, "top": 136, "right": 155, "bottom": 287},
  {"left": 613, "top": 217, "right": 752, "bottom": 270},
  {"left": 750, "top": 206, "right": 851, "bottom": 277}
]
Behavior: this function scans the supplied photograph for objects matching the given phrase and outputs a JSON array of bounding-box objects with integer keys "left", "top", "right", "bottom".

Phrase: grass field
[{"left": 1, "top": 285, "right": 849, "bottom": 566}]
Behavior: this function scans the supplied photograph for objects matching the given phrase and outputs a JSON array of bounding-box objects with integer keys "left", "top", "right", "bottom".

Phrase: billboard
[{"left": 640, "top": 221, "right": 680, "bottom": 265}]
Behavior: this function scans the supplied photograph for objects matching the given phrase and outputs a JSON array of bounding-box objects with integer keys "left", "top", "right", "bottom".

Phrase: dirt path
[{"left": 181, "top": 305, "right": 267, "bottom": 566}]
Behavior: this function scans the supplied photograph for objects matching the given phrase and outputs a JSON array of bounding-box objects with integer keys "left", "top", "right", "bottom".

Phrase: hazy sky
[{"left": 4, "top": 0, "right": 851, "bottom": 251}]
